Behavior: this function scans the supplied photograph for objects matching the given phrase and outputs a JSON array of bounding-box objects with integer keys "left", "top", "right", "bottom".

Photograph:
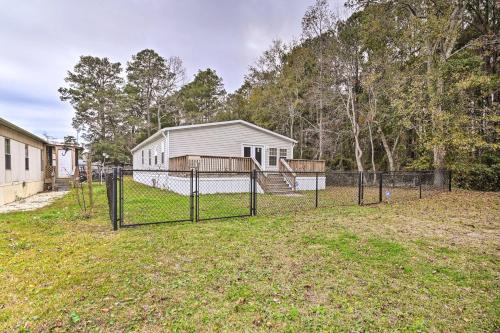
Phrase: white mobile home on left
[
  {"left": 0, "top": 118, "right": 82, "bottom": 205},
  {"left": 0, "top": 118, "right": 46, "bottom": 205}
]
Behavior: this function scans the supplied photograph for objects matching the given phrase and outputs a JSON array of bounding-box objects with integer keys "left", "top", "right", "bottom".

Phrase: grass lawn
[{"left": 0, "top": 184, "right": 499, "bottom": 332}]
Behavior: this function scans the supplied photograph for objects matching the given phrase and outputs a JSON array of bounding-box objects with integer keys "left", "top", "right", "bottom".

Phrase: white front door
[
  {"left": 57, "top": 149, "right": 73, "bottom": 178},
  {"left": 243, "top": 145, "right": 264, "bottom": 169}
]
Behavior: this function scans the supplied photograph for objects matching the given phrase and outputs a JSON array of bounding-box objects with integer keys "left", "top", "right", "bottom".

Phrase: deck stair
[{"left": 262, "top": 173, "right": 295, "bottom": 195}]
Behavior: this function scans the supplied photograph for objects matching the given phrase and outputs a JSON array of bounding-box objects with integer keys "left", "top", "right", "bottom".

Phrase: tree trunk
[
  {"left": 146, "top": 108, "right": 151, "bottom": 137},
  {"left": 378, "top": 125, "right": 395, "bottom": 172},
  {"left": 432, "top": 74, "right": 446, "bottom": 185},
  {"left": 353, "top": 125, "right": 363, "bottom": 172},
  {"left": 86, "top": 149, "right": 94, "bottom": 214},
  {"left": 300, "top": 119, "right": 304, "bottom": 159},
  {"left": 433, "top": 145, "right": 446, "bottom": 185},
  {"left": 347, "top": 88, "right": 363, "bottom": 172},
  {"left": 157, "top": 104, "right": 162, "bottom": 131},
  {"left": 425, "top": 2, "right": 463, "bottom": 185},
  {"left": 319, "top": 108, "right": 323, "bottom": 159},
  {"left": 368, "top": 122, "right": 376, "bottom": 180}
]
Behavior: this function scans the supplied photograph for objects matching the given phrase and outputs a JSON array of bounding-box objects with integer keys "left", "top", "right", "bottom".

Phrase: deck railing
[
  {"left": 169, "top": 155, "right": 324, "bottom": 174},
  {"left": 44, "top": 166, "right": 55, "bottom": 182},
  {"left": 169, "top": 155, "right": 189, "bottom": 171},
  {"left": 169, "top": 155, "right": 255, "bottom": 172},
  {"left": 279, "top": 159, "right": 296, "bottom": 190},
  {"left": 286, "top": 159, "right": 325, "bottom": 172}
]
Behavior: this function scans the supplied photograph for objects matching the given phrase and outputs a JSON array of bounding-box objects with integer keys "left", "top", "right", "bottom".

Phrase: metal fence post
[
  {"left": 448, "top": 170, "right": 452, "bottom": 192},
  {"left": 419, "top": 173, "right": 422, "bottom": 199},
  {"left": 379, "top": 173, "right": 383, "bottom": 203},
  {"left": 249, "top": 171, "right": 253, "bottom": 216},
  {"left": 119, "top": 167, "right": 123, "bottom": 227},
  {"left": 190, "top": 169, "right": 194, "bottom": 221},
  {"left": 315, "top": 172, "right": 319, "bottom": 208},
  {"left": 253, "top": 169, "right": 257, "bottom": 216},
  {"left": 358, "top": 172, "right": 362, "bottom": 205},
  {"left": 111, "top": 167, "right": 118, "bottom": 231},
  {"left": 195, "top": 170, "right": 199, "bottom": 222}
]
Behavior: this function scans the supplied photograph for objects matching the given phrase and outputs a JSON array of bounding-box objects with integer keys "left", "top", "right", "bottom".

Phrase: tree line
[{"left": 59, "top": 0, "right": 499, "bottom": 190}]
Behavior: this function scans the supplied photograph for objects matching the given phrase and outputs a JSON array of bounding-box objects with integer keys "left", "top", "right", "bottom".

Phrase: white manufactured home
[
  {"left": 0, "top": 117, "right": 82, "bottom": 206},
  {"left": 131, "top": 120, "right": 325, "bottom": 195},
  {"left": 0, "top": 118, "right": 45, "bottom": 205}
]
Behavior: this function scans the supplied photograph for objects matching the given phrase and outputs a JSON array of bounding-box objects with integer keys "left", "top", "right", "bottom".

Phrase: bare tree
[{"left": 302, "top": 0, "right": 336, "bottom": 159}]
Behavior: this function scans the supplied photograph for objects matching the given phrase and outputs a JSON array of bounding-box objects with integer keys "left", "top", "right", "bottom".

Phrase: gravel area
[{"left": 0, "top": 191, "right": 69, "bottom": 213}]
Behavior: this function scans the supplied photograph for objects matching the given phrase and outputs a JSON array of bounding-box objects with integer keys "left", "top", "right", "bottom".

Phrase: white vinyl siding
[
  {"left": 131, "top": 122, "right": 294, "bottom": 171},
  {"left": 168, "top": 123, "right": 293, "bottom": 171},
  {"left": 0, "top": 135, "right": 43, "bottom": 185},
  {"left": 132, "top": 134, "right": 168, "bottom": 170}
]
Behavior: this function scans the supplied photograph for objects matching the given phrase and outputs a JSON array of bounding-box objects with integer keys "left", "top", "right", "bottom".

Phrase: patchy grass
[{"left": 0, "top": 185, "right": 498, "bottom": 332}]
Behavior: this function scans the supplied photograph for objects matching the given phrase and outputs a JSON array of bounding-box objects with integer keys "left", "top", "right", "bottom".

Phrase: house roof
[
  {"left": 0, "top": 117, "right": 47, "bottom": 143},
  {"left": 131, "top": 120, "right": 297, "bottom": 152}
]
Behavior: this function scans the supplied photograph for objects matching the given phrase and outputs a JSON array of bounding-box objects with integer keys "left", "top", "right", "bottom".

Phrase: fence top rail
[
  {"left": 117, "top": 168, "right": 447, "bottom": 173},
  {"left": 286, "top": 158, "right": 326, "bottom": 162},
  {"left": 170, "top": 154, "right": 253, "bottom": 160},
  {"left": 255, "top": 170, "right": 324, "bottom": 176},
  {"left": 383, "top": 170, "right": 445, "bottom": 172},
  {"left": 325, "top": 170, "right": 447, "bottom": 174},
  {"left": 118, "top": 168, "right": 255, "bottom": 174},
  {"left": 120, "top": 168, "right": 193, "bottom": 173},
  {"left": 195, "top": 170, "right": 253, "bottom": 174}
]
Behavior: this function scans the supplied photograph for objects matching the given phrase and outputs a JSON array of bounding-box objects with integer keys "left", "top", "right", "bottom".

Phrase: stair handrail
[
  {"left": 250, "top": 156, "right": 269, "bottom": 192},
  {"left": 279, "top": 158, "right": 296, "bottom": 191}
]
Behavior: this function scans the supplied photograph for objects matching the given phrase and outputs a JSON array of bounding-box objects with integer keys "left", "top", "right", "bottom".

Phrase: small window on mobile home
[
  {"left": 279, "top": 148, "right": 287, "bottom": 160},
  {"left": 5, "top": 139, "right": 11, "bottom": 170},
  {"left": 161, "top": 143, "right": 165, "bottom": 164},
  {"left": 141, "top": 150, "right": 144, "bottom": 165},
  {"left": 269, "top": 148, "right": 277, "bottom": 166},
  {"left": 25, "top": 144, "right": 29, "bottom": 170},
  {"left": 148, "top": 150, "right": 152, "bottom": 166},
  {"left": 243, "top": 146, "right": 251, "bottom": 158}
]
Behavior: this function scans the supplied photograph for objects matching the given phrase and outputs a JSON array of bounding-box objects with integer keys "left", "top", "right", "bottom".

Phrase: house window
[
  {"left": 5, "top": 139, "right": 11, "bottom": 170},
  {"left": 243, "top": 146, "right": 251, "bottom": 158},
  {"left": 279, "top": 148, "right": 287, "bottom": 160},
  {"left": 25, "top": 144, "right": 29, "bottom": 170},
  {"left": 269, "top": 148, "right": 277, "bottom": 166},
  {"left": 141, "top": 150, "right": 144, "bottom": 165},
  {"left": 161, "top": 152, "right": 165, "bottom": 164},
  {"left": 154, "top": 150, "right": 158, "bottom": 165},
  {"left": 148, "top": 150, "right": 151, "bottom": 166}
]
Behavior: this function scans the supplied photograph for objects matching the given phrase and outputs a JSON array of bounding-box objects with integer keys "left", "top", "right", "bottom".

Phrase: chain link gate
[
  {"left": 106, "top": 168, "right": 255, "bottom": 228},
  {"left": 195, "top": 171, "right": 254, "bottom": 221},
  {"left": 117, "top": 169, "right": 195, "bottom": 227}
]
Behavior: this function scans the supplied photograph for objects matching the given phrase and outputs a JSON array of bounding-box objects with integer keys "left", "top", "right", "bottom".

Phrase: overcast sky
[{"left": 0, "top": 0, "right": 344, "bottom": 140}]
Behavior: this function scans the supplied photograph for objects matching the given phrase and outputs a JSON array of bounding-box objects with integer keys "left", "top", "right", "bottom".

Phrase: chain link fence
[
  {"left": 196, "top": 171, "right": 253, "bottom": 221},
  {"left": 105, "top": 168, "right": 452, "bottom": 229}
]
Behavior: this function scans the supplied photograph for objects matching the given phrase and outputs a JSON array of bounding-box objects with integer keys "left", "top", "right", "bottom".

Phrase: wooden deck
[
  {"left": 169, "top": 155, "right": 254, "bottom": 172},
  {"left": 286, "top": 159, "right": 325, "bottom": 172},
  {"left": 169, "top": 155, "right": 325, "bottom": 173}
]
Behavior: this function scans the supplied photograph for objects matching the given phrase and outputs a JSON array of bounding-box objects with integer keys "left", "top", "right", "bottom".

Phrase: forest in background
[{"left": 59, "top": 0, "right": 499, "bottom": 191}]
